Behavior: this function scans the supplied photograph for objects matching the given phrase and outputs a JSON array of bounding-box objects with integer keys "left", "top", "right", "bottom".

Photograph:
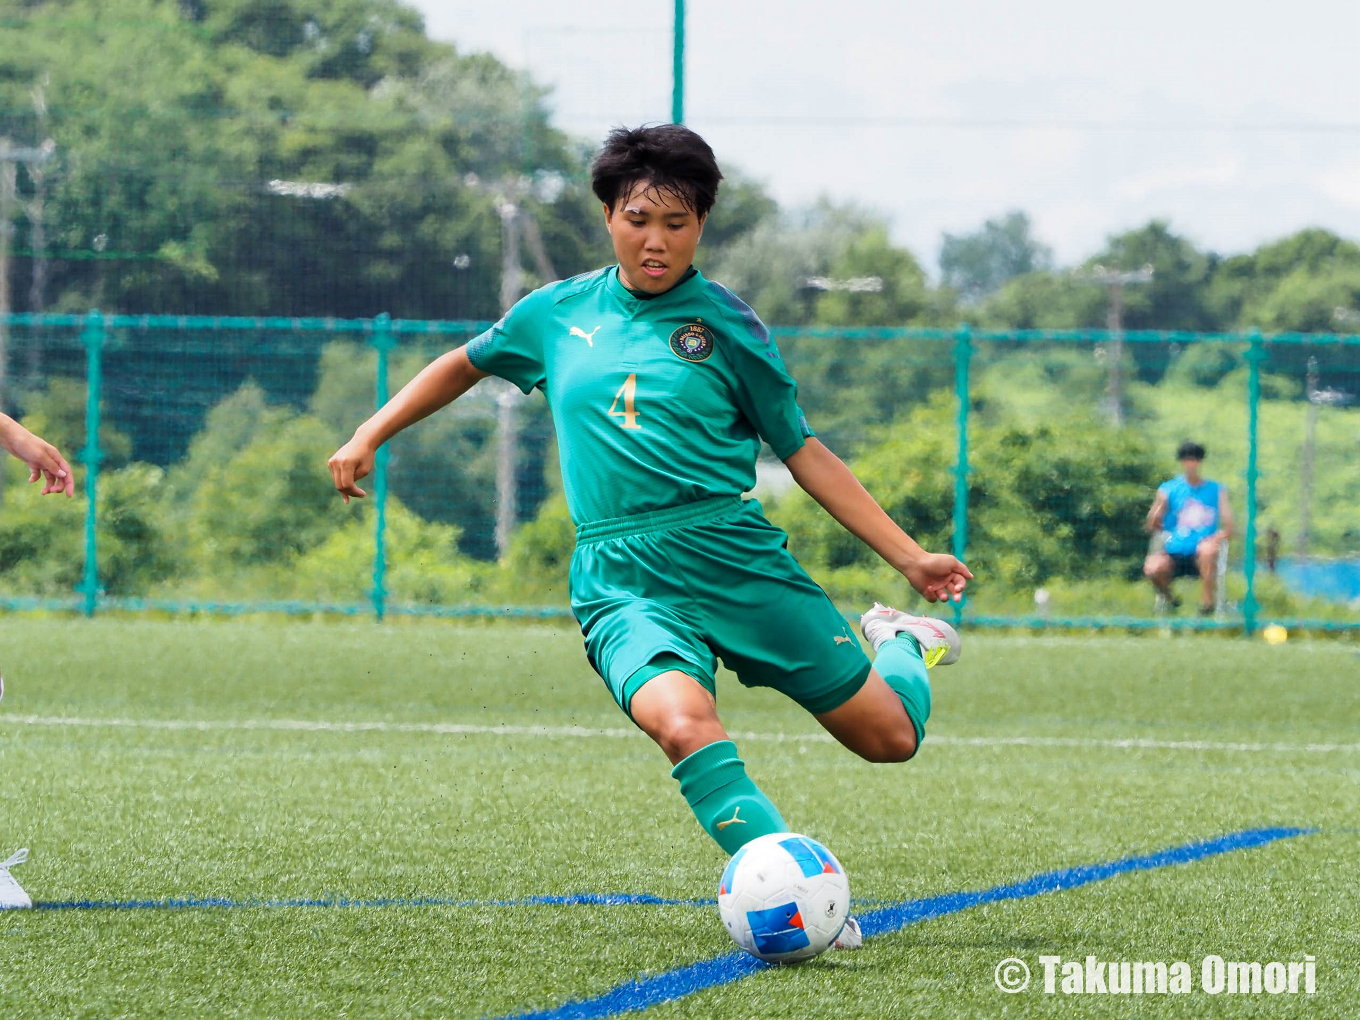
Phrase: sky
[{"left": 411, "top": 0, "right": 1360, "bottom": 271}]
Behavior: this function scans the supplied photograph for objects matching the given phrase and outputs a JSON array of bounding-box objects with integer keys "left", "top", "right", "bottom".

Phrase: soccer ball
[{"left": 717, "top": 832, "right": 851, "bottom": 963}]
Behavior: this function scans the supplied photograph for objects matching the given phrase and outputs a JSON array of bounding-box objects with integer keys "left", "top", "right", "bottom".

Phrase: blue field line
[
  {"left": 491, "top": 825, "right": 1314, "bottom": 1020},
  {"left": 33, "top": 892, "right": 718, "bottom": 912},
  {"left": 29, "top": 891, "right": 907, "bottom": 912}
]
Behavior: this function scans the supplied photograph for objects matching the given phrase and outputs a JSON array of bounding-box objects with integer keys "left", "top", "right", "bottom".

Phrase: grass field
[{"left": 1, "top": 618, "right": 1357, "bottom": 1018}]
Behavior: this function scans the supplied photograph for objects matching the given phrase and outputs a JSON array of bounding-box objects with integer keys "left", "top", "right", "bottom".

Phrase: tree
[
  {"left": 1086, "top": 220, "right": 1214, "bottom": 331},
  {"left": 812, "top": 226, "right": 930, "bottom": 328},
  {"left": 0, "top": 0, "right": 600, "bottom": 318},
  {"left": 1254, "top": 264, "right": 1360, "bottom": 333},
  {"left": 939, "top": 211, "right": 1053, "bottom": 304},
  {"left": 197, "top": 0, "right": 434, "bottom": 85},
  {"left": 187, "top": 413, "right": 359, "bottom": 569},
  {"left": 767, "top": 395, "right": 1160, "bottom": 604},
  {"left": 307, "top": 340, "right": 547, "bottom": 560},
  {"left": 1207, "top": 229, "right": 1360, "bottom": 331},
  {"left": 694, "top": 171, "right": 778, "bottom": 266},
  {"left": 708, "top": 200, "right": 888, "bottom": 325},
  {"left": 979, "top": 270, "right": 1100, "bottom": 330},
  {"left": 706, "top": 202, "right": 947, "bottom": 452}
]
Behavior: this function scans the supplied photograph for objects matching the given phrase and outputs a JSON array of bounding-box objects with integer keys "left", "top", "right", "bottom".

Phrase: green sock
[
  {"left": 671, "top": 740, "right": 787, "bottom": 855},
  {"left": 873, "top": 635, "right": 932, "bottom": 746}
]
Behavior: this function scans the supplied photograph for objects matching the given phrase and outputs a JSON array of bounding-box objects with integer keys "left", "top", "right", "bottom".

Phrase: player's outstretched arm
[
  {"left": 0, "top": 413, "right": 74, "bottom": 497},
  {"left": 328, "top": 346, "right": 488, "bottom": 502},
  {"left": 784, "top": 438, "right": 972, "bottom": 603}
]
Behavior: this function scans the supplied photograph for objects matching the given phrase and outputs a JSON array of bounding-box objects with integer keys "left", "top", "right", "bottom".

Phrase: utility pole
[
  {"left": 1298, "top": 356, "right": 1318, "bottom": 557},
  {"left": 494, "top": 198, "right": 523, "bottom": 560},
  {"left": 26, "top": 81, "right": 53, "bottom": 319},
  {"left": 460, "top": 155, "right": 562, "bottom": 560},
  {"left": 1, "top": 140, "right": 58, "bottom": 321},
  {"left": 1076, "top": 263, "right": 1153, "bottom": 426},
  {"left": 1297, "top": 355, "right": 1352, "bottom": 557},
  {"left": 0, "top": 147, "right": 14, "bottom": 505},
  {"left": 492, "top": 186, "right": 557, "bottom": 559},
  {"left": 0, "top": 141, "right": 15, "bottom": 351},
  {"left": 0, "top": 136, "right": 57, "bottom": 505}
]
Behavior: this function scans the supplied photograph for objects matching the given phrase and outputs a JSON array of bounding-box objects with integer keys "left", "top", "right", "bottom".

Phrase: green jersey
[{"left": 466, "top": 265, "right": 813, "bottom": 525}]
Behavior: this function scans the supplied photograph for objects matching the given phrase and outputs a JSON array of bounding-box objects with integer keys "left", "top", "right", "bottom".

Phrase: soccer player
[
  {"left": 1143, "top": 440, "right": 1232, "bottom": 615},
  {"left": 0, "top": 412, "right": 72, "bottom": 909},
  {"left": 328, "top": 125, "right": 972, "bottom": 947}
]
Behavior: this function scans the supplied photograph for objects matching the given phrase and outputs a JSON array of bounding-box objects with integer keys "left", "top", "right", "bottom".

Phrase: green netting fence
[{"left": 1, "top": 312, "right": 1357, "bottom": 633}]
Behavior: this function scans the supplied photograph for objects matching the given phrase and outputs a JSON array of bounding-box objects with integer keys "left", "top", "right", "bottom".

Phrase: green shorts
[{"left": 569, "top": 496, "right": 872, "bottom": 719}]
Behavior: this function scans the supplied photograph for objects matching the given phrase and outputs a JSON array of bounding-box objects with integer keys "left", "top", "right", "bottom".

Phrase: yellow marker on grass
[{"left": 1262, "top": 624, "right": 1288, "bottom": 645}]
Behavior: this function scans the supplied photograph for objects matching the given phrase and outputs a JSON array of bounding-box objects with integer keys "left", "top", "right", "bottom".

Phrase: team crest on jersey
[{"left": 669, "top": 321, "right": 715, "bottom": 363}]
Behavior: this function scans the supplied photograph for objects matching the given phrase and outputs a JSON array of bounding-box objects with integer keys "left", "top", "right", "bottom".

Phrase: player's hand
[
  {"left": 3, "top": 426, "right": 75, "bottom": 497},
  {"left": 902, "top": 552, "right": 973, "bottom": 603},
  {"left": 327, "top": 436, "right": 376, "bottom": 503}
]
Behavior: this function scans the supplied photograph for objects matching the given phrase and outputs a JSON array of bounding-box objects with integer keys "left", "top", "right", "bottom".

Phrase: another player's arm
[
  {"left": 784, "top": 438, "right": 972, "bottom": 604},
  {"left": 328, "top": 347, "right": 489, "bottom": 502},
  {"left": 1145, "top": 489, "right": 1169, "bottom": 533},
  {"left": 0, "top": 413, "right": 74, "bottom": 497}
]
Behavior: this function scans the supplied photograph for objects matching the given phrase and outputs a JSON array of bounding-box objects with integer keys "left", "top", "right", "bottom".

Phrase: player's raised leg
[
  {"left": 630, "top": 670, "right": 789, "bottom": 855},
  {"left": 814, "top": 671, "right": 920, "bottom": 762}
]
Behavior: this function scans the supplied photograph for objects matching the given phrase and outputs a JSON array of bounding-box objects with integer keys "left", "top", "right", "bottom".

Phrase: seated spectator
[{"left": 1143, "top": 441, "right": 1233, "bottom": 616}]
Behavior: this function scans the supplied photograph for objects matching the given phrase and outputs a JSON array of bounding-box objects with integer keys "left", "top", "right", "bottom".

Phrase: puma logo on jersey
[
  {"left": 569, "top": 325, "right": 601, "bottom": 347},
  {"left": 715, "top": 807, "right": 746, "bottom": 831},
  {"left": 833, "top": 635, "right": 854, "bottom": 645}
]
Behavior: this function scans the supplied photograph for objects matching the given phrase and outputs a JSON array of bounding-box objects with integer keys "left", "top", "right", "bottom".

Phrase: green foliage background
[
  {"left": 0, "top": 0, "right": 1357, "bottom": 620},
  {"left": 3, "top": 336, "right": 1353, "bottom": 622}
]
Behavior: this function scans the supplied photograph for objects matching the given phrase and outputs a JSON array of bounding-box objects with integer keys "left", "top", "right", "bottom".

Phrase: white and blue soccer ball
[{"left": 717, "top": 832, "right": 851, "bottom": 963}]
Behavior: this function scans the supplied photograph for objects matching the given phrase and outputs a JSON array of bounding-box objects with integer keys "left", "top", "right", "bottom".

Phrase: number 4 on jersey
[{"left": 608, "top": 373, "right": 642, "bottom": 430}]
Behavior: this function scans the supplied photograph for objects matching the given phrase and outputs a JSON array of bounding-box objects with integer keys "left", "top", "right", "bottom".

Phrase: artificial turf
[{"left": 1, "top": 618, "right": 1357, "bottom": 1018}]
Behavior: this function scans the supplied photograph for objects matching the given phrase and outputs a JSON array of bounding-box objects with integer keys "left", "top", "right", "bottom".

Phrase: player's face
[
  {"left": 1180, "top": 456, "right": 1201, "bottom": 480},
  {"left": 604, "top": 182, "right": 706, "bottom": 294}
]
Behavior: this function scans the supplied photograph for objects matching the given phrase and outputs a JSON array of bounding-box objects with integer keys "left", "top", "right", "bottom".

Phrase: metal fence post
[
  {"left": 79, "top": 309, "right": 103, "bottom": 617},
  {"left": 1242, "top": 330, "right": 1263, "bottom": 635},
  {"left": 952, "top": 323, "right": 973, "bottom": 626},
  {"left": 672, "top": 0, "right": 685, "bottom": 123},
  {"left": 370, "top": 313, "right": 393, "bottom": 622}
]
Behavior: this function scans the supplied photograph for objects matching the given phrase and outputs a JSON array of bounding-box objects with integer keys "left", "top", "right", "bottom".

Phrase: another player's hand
[
  {"left": 327, "top": 436, "right": 376, "bottom": 503},
  {"left": 2, "top": 425, "right": 75, "bottom": 497},
  {"left": 902, "top": 552, "right": 973, "bottom": 604}
]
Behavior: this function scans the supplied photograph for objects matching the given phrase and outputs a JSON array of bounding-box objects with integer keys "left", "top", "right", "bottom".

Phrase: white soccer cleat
[
  {"left": 0, "top": 675, "right": 28, "bottom": 910},
  {"left": 0, "top": 849, "right": 33, "bottom": 910},
  {"left": 832, "top": 915, "right": 863, "bottom": 950},
  {"left": 859, "top": 602, "right": 962, "bottom": 667}
]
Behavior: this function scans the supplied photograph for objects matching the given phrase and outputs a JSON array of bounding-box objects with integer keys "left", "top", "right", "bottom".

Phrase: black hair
[
  {"left": 1177, "top": 441, "right": 1206, "bottom": 460},
  {"left": 590, "top": 124, "right": 722, "bottom": 217}
]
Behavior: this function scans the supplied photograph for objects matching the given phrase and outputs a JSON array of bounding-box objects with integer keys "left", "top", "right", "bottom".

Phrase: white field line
[{"left": 3, "top": 713, "right": 1359, "bottom": 754}]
